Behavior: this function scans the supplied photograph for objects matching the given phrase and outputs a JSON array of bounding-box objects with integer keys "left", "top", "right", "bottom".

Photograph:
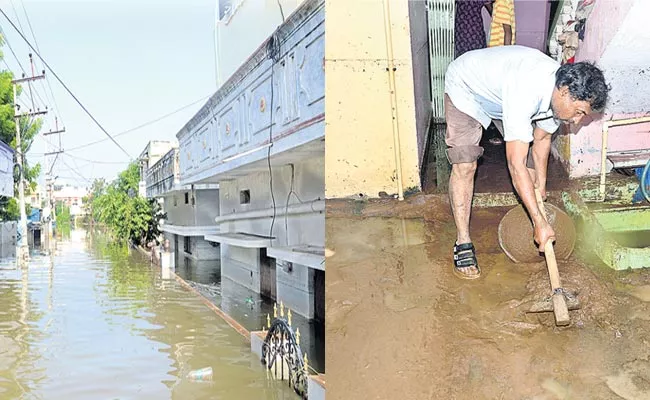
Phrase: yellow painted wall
[{"left": 324, "top": 0, "right": 421, "bottom": 199}]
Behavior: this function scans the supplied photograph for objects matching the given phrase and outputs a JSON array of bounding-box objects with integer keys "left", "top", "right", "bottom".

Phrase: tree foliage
[
  {"left": 90, "top": 163, "right": 166, "bottom": 246},
  {"left": 0, "top": 35, "right": 43, "bottom": 218}
]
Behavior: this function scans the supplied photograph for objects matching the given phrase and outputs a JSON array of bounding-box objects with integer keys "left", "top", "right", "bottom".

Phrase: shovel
[{"left": 526, "top": 188, "right": 580, "bottom": 326}]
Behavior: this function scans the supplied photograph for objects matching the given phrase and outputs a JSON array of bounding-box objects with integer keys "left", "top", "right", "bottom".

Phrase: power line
[
  {"left": 59, "top": 156, "right": 91, "bottom": 184},
  {"left": 0, "top": 7, "right": 132, "bottom": 159},
  {"left": 0, "top": 26, "right": 48, "bottom": 112},
  {"left": 17, "top": 0, "right": 64, "bottom": 127},
  {"left": 64, "top": 153, "right": 129, "bottom": 165},
  {"left": 63, "top": 93, "right": 210, "bottom": 152}
]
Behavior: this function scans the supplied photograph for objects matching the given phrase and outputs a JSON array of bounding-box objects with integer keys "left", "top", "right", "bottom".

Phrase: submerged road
[{"left": 0, "top": 229, "right": 297, "bottom": 399}]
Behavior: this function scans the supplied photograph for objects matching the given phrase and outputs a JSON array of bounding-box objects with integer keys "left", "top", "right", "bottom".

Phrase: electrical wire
[
  {"left": 0, "top": 25, "right": 48, "bottom": 111},
  {"left": 266, "top": 31, "right": 282, "bottom": 245},
  {"left": 0, "top": 7, "right": 132, "bottom": 159},
  {"left": 63, "top": 94, "right": 210, "bottom": 152},
  {"left": 64, "top": 153, "right": 129, "bottom": 165},
  {"left": 18, "top": 0, "right": 65, "bottom": 127},
  {"left": 59, "top": 156, "right": 92, "bottom": 184},
  {"left": 276, "top": 0, "right": 285, "bottom": 20}
]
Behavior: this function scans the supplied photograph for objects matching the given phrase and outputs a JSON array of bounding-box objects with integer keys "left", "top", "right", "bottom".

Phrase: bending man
[{"left": 444, "top": 45, "right": 608, "bottom": 279}]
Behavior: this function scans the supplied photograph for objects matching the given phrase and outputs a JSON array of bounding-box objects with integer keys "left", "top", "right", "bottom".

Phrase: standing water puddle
[
  {"left": 175, "top": 255, "right": 325, "bottom": 374},
  {"left": 326, "top": 211, "right": 650, "bottom": 400},
  {"left": 0, "top": 230, "right": 298, "bottom": 399}
]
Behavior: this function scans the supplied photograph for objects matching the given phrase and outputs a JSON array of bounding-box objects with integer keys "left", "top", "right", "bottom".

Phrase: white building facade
[{"left": 152, "top": 0, "right": 326, "bottom": 322}]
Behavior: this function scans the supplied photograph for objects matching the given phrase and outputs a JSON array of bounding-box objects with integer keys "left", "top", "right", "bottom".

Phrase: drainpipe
[
  {"left": 599, "top": 116, "right": 650, "bottom": 201},
  {"left": 382, "top": 0, "right": 405, "bottom": 201}
]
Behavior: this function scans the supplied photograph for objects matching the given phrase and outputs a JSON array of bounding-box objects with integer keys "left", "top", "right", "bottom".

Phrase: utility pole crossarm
[
  {"left": 11, "top": 73, "right": 45, "bottom": 84},
  {"left": 15, "top": 109, "right": 48, "bottom": 119},
  {"left": 42, "top": 128, "right": 65, "bottom": 136}
]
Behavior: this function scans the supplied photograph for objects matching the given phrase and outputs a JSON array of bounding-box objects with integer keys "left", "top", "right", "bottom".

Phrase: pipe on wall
[
  {"left": 599, "top": 116, "right": 650, "bottom": 201},
  {"left": 382, "top": 0, "right": 405, "bottom": 201},
  {"left": 215, "top": 200, "right": 324, "bottom": 223}
]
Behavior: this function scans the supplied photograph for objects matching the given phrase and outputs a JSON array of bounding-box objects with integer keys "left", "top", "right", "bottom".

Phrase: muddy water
[
  {"left": 0, "top": 230, "right": 297, "bottom": 399},
  {"left": 175, "top": 257, "right": 326, "bottom": 374},
  {"left": 326, "top": 207, "right": 650, "bottom": 400}
]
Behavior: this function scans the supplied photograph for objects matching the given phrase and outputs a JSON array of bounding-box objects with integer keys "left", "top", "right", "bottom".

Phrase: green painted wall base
[{"left": 562, "top": 192, "right": 650, "bottom": 271}]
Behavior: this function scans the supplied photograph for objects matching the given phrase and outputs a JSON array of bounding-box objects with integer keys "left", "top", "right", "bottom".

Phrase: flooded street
[
  {"left": 175, "top": 258, "right": 326, "bottom": 374},
  {"left": 0, "top": 229, "right": 298, "bottom": 399},
  {"left": 326, "top": 198, "right": 650, "bottom": 400}
]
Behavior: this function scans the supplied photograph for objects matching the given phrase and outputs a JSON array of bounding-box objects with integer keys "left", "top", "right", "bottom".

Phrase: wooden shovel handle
[
  {"left": 534, "top": 188, "right": 570, "bottom": 326},
  {"left": 534, "top": 189, "right": 561, "bottom": 290}
]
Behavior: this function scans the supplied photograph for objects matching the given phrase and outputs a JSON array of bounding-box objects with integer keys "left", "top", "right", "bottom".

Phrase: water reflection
[
  {"left": 0, "top": 230, "right": 297, "bottom": 399},
  {"left": 175, "top": 256, "right": 325, "bottom": 374}
]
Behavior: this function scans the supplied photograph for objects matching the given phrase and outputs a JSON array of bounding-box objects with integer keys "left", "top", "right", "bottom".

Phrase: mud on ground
[{"left": 326, "top": 198, "right": 650, "bottom": 400}]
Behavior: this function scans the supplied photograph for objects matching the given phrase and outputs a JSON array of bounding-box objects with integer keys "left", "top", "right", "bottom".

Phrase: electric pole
[
  {"left": 43, "top": 116, "right": 65, "bottom": 254},
  {"left": 12, "top": 54, "right": 47, "bottom": 267}
]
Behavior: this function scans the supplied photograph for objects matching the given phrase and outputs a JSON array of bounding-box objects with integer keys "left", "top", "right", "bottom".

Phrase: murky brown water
[
  {"left": 0, "top": 229, "right": 297, "bottom": 399},
  {"left": 326, "top": 204, "right": 650, "bottom": 400}
]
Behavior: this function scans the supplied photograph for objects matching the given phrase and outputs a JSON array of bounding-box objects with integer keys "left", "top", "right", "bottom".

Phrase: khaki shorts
[{"left": 444, "top": 94, "right": 535, "bottom": 168}]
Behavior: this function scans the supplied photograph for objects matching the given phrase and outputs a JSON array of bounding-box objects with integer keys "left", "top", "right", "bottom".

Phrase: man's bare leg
[{"left": 449, "top": 161, "right": 479, "bottom": 276}]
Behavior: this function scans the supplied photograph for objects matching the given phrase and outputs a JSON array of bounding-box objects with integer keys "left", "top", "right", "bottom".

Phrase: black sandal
[{"left": 453, "top": 242, "right": 481, "bottom": 280}]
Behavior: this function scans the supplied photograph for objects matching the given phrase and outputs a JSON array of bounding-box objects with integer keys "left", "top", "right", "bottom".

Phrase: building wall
[
  {"left": 215, "top": 0, "right": 306, "bottom": 86},
  {"left": 0, "top": 141, "right": 13, "bottom": 198},
  {"left": 221, "top": 244, "right": 261, "bottom": 292},
  {"left": 559, "top": 0, "right": 650, "bottom": 177},
  {"left": 195, "top": 189, "right": 220, "bottom": 223},
  {"left": 513, "top": 0, "right": 551, "bottom": 52},
  {"left": 324, "top": 0, "right": 420, "bottom": 198},
  {"left": 163, "top": 189, "right": 219, "bottom": 227},
  {"left": 218, "top": 157, "right": 324, "bottom": 247},
  {"left": 164, "top": 192, "right": 196, "bottom": 226},
  {"left": 276, "top": 260, "right": 314, "bottom": 318}
]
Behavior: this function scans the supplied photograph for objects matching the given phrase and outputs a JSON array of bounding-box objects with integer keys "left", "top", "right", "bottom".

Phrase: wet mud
[
  {"left": 326, "top": 201, "right": 650, "bottom": 400},
  {"left": 498, "top": 203, "right": 576, "bottom": 263}
]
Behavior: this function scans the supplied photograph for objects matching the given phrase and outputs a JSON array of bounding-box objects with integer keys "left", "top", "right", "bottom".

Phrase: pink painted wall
[
  {"left": 514, "top": 0, "right": 551, "bottom": 51},
  {"left": 575, "top": 0, "right": 634, "bottom": 62},
  {"left": 482, "top": 0, "right": 550, "bottom": 51},
  {"left": 564, "top": 0, "right": 650, "bottom": 177}
]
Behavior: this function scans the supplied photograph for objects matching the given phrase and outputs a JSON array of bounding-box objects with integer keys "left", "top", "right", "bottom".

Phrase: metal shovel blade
[{"left": 527, "top": 295, "right": 581, "bottom": 313}]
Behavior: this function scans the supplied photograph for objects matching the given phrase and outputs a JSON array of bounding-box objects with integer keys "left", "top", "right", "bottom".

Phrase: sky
[{"left": 0, "top": 0, "right": 218, "bottom": 189}]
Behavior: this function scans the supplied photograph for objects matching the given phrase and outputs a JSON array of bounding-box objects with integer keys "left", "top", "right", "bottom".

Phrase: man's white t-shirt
[{"left": 444, "top": 45, "right": 561, "bottom": 143}]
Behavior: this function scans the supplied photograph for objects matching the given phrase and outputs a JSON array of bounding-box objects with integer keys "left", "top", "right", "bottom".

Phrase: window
[
  {"left": 184, "top": 236, "right": 191, "bottom": 254},
  {"left": 240, "top": 190, "right": 250, "bottom": 204},
  {"left": 184, "top": 192, "right": 189, "bottom": 204}
]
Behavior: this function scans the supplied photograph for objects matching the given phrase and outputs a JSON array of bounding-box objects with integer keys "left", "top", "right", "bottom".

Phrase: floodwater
[
  {"left": 174, "top": 257, "right": 326, "bottom": 374},
  {"left": 0, "top": 229, "right": 298, "bottom": 399},
  {"left": 326, "top": 202, "right": 650, "bottom": 400}
]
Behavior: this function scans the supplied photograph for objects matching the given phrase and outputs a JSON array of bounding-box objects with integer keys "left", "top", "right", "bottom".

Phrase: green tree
[
  {"left": 91, "top": 163, "right": 166, "bottom": 246},
  {"left": 0, "top": 35, "right": 43, "bottom": 218},
  {"left": 55, "top": 201, "right": 71, "bottom": 237}
]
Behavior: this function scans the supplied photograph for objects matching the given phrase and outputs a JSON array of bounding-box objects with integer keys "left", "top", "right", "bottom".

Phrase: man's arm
[
  {"left": 530, "top": 127, "right": 553, "bottom": 199},
  {"left": 506, "top": 140, "right": 555, "bottom": 251}
]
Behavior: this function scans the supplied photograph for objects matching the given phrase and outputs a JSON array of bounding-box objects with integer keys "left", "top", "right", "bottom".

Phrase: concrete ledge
[
  {"left": 251, "top": 330, "right": 265, "bottom": 360},
  {"left": 268, "top": 245, "right": 325, "bottom": 270},
  {"left": 205, "top": 232, "right": 270, "bottom": 248},
  {"left": 563, "top": 192, "right": 650, "bottom": 270},
  {"left": 308, "top": 374, "right": 326, "bottom": 400},
  {"left": 162, "top": 224, "right": 220, "bottom": 237}
]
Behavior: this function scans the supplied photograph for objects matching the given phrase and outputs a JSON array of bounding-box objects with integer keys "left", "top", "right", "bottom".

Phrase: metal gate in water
[{"left": 261, "top": 304, "right": 309, "bottom": 398}]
